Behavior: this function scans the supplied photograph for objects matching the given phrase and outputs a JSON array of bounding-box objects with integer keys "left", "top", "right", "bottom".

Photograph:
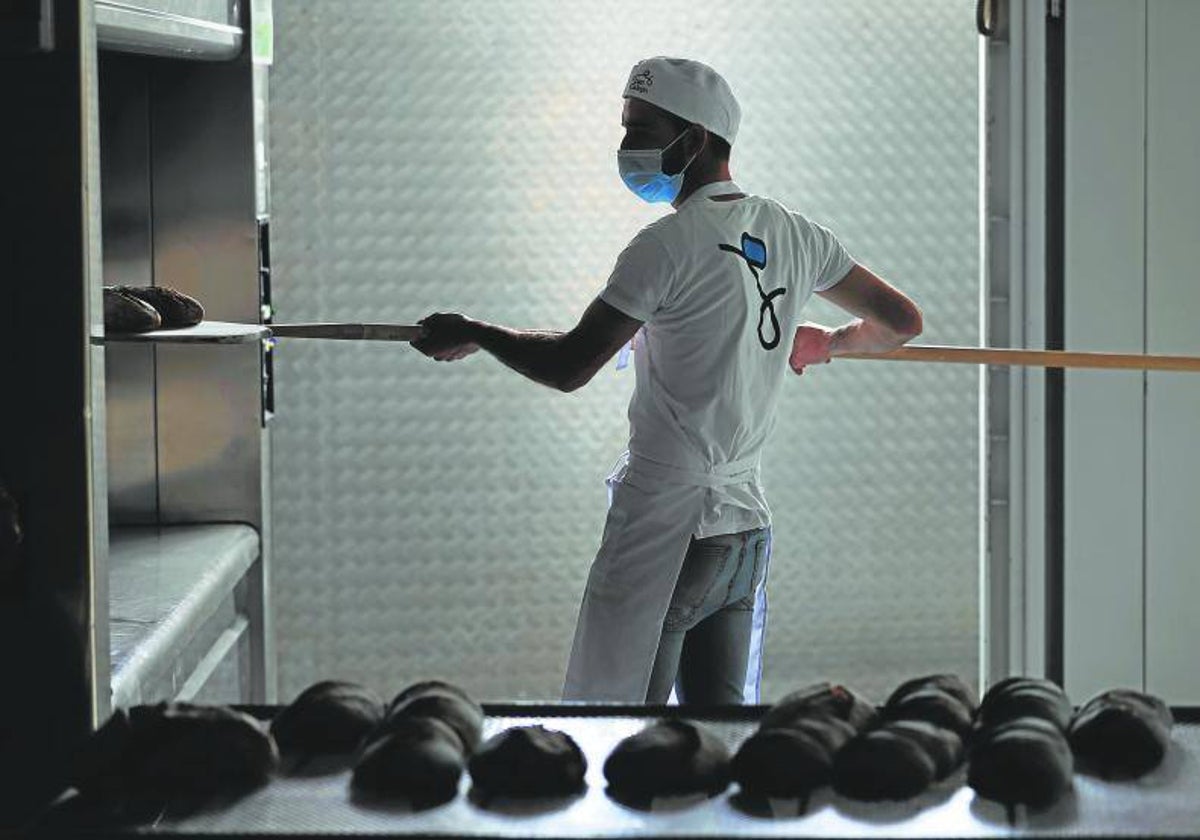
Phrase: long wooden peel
[
  {"left": 842, "top": 344, "right": 1200, "bottom": 373},
  {"left": 269, "top": 323, "right": 424, "bottom": 341},
  {"left": 270, "top": 325, "right": 1200, "bottom": 373},
  {"left": 121, "top": 322, "right": 1198, "bottom": 373}
]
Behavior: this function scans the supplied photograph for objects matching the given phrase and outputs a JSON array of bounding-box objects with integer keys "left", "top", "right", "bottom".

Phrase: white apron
[{"left": 562, "top": 450, "right": 772, "bottom": 703}]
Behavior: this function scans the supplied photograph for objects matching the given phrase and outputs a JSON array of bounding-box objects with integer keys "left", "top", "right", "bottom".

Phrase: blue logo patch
[{"left": 719, "top": 232, "right": 786, "bottom": 351}]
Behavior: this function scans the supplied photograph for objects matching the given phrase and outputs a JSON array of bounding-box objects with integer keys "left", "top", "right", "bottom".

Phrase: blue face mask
[{"left": 617, "top": 128, "right": 698, "bottom": 204}]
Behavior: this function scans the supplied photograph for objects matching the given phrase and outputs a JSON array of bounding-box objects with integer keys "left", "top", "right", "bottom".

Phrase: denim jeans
[{"left": 645, "top": 525, "right": 771, "bottom": 704}]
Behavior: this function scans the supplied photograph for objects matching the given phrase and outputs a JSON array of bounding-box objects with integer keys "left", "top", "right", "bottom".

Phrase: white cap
[{"left": 623, "top": 57, "right": 741, "bottom": 145}]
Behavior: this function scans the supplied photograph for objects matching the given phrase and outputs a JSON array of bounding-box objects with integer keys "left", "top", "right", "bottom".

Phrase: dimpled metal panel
[{"left": 269, "top": 0, "right": 979, "bottom": 702}]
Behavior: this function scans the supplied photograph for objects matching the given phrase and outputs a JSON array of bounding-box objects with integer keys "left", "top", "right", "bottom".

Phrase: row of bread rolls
[
  {"left": 274, "top": 679, "right": 585, "bottom": 806},
  {"left": 56, "top": 674, "right": 1175, "bottom": 823}
]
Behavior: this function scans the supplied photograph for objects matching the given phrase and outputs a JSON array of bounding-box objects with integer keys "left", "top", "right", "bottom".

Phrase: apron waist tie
[{"left": 625, "top": 452, "right": 761, "bottom": 488}]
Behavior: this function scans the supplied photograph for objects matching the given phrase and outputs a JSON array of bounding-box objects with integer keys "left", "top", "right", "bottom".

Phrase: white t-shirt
[{"left": 600, "top": 180, "right": 854, "bottom": 539}]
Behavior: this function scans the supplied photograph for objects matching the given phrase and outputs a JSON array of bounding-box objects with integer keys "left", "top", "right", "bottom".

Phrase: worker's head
[{"left": 618, "top": 57, "right": 740, "bottom": 205}]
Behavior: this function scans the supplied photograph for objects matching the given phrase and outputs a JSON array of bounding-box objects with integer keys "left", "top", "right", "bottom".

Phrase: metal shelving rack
[
  {"left": 0, "top": 0, "right": 274, "bottom": 827},
  {"left": 96, "top": 0, "right": 274, "bottom": 715}
]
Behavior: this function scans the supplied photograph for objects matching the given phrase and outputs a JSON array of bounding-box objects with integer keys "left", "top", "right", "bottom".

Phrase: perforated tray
[{"left": 53, "top": 704, "right": 1200, "bottom": 839}]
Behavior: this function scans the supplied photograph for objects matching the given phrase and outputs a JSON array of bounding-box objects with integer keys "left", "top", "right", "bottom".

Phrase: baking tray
[{"left": 37, "top": 705, "right": 1200, "bottom": 839}]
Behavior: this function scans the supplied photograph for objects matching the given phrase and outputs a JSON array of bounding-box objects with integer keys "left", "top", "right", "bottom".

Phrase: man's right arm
[{"left": 788, "top": 263, "right": 923, "bottom": 373}]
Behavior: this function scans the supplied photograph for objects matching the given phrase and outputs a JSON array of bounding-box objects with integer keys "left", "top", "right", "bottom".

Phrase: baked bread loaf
[
  {"left": 349, "top": 680, "right": 481, "bottom": 805},
  {"left": 884, "top": 719, "right": 964, "bottom": 780},
  {"left": 74, "top": 702, "right": 277, "bottom": 816},
  {"left": 759, "top": 682, "right": 879, "bottom": 734},
  {"left": 468, "top": 725, "right": 587, "bottom": 798},
  {"left": 967, "top": 716, "right": 1073, "bottom": 810},
  {"left": 976, "top": 677, "right": 1071, "bottom": 731},
  {"left": 886, "top": 674, "right": 977, "bottom": 716},
  {"left": 731, "top": 716, "right": 856, "bottom": 799},
  {"left": 884, "top": 687, "right": 973, "bottom": 738},
  {"left": 832, "top": 726, "right": 938, "bottom": 801},
  {"left": 351, "top": 716, "right": 465, "bottom": 806},
  {"left": 379, "top": 680, "right": 483, "bottom": 754},
  {"left": 103, "top": 287, "right": 161, "bottom": 333},
  {"left": 604, "top": 719, "right": 730, "bottom": 800},
  {"left": 270, "top": 680, "right": 385, "bottom": 762},
  {"left": 111, "top": 285, "right": 204, "bottom": 328},
  {"left": 1068, "top": 688, "right": 1173, "bottom": 779}
]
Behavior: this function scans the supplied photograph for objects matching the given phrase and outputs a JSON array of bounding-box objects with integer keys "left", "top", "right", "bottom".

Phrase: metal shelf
[
  {"left": 109, "top": 523, "right": 259, "bottom": 708},
  {"left": 101, "top": 320, "right": 267, "bottom": 345},
  {"left": 96, "top": 0, "right": 243, "bottom": 61}
]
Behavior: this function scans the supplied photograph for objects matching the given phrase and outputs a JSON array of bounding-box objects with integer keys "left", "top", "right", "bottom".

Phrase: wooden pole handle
[
  {"left": 266, "top": 325, "right": 1200, "bottom": 374},
  {"left": 840, "top": 344, "right": 1200, "bottom": 373},
  {"left": 268, "top": 323, "right": 423, "bottom": 342}
]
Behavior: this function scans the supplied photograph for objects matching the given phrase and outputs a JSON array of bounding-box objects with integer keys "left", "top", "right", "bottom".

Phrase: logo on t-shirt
[{"left": 719, "top": 232, "right": 786, "bottom": 350}]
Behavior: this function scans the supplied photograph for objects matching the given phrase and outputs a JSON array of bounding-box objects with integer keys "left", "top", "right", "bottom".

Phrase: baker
[{"left": 412, "top": 56, "right": 923, "bottom": 704}]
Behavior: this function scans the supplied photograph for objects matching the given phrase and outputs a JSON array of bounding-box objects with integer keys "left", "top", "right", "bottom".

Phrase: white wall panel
[
  {"left": 268, "top": 0, "right": 979, "bottom": 703},
  {"left": 1145, "top": 0, "right": 1200, "bottom": 704},
  {"left": 1062, "top": 0, "right": 1146, "bottom": 700}
]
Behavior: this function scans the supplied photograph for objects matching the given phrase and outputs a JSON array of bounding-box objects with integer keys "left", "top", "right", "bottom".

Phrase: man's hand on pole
[
  {"left": 411, "top": 312, "right": 481, "bottom": 362},
  {"left": 788, "top": 322, "right": 835, "bottom": 376}
]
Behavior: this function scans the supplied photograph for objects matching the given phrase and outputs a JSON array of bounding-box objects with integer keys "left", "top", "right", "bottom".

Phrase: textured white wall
[{"left": 268, "top": 0, "right": 979, "bottom": 704}]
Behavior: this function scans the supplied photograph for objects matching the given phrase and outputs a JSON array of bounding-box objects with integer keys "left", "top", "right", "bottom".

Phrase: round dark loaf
[
  {"left": 74, "top": 702, "right": 278, "bottom": 816},
  {"left": 351, "top": 715, "right": 465, "bottom": 806},
  {"left": 378, "top": 680, "right": 484, "bottom": 754},
  {"left": 468, "top": 725, "right": 587, "bottom": 798},
  {"left": 885, "top": 673, "right": 978, "bottom": 715},
  {"left": 884, "top": 719, "right": 964, "bottom": 780},
  {"left": 270, "top": 680, "right": 385, "bottom": 760},
  {"left": 759, "top": 682, "right": 879, "bottom": 734},
  {"left": 884, "top": 687, "right": 974, "bottom": 738},
  {"left": 103, "top": 287, "right": 161, "bottom": 333},
  {"left": 1068, "top": 688, "right": 1173, "bottom": 779},
  {"left": 977, "top": 676, "right": 1072, "bottom": 732},
  {"left": 604, "top": 719, "right": 730, "bottom": 799},
  {"left": 112, "top": 285, "right": 204, "bottom": 328},
  {"left": 732, "top": 716, "right": 856, "bottom": 798},
  {"left": 832, "top": 727, "right": 938, "bottom": 801},
  {"left": 968, "top": 716, "right": 1073, "bottom": 809}
]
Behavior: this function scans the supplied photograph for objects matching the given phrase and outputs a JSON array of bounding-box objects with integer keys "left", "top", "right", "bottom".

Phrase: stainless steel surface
[
  {"left": 253, "top": 433, "right": 275, "bottom": 703},
  {"left": 101, "top": 55, "right": 158, "bottom": 523},
  {"left": 981, "top": 0, "right": 1013, "bottom": 687},
  {"left": 190, "top": 614, "right": 254, "bottom": 703},
  {"left": 148, "top": 39, "right": 266, "bottom": 535},
  {"left": 156, "top": 345, "right": 263, "bottom": 524},
  {"left": 176, "top": 614, "right": 250, "bottom": 700},
  {"left": 109, "top": 524, "right": 259, "bottom": 707},
  {"left": 151, "top": 713, "right": 1200, "bottom": 837},
  {"left": 97, "top": 31, "right": 271, "bottom": 712},
  {"left": 151, "top": 53, "right": 260, "bottom": 323},
  {"left": 83, "top": 0, "right": 114, "bottom": 729},
  {"left": 96, "top": 0, "right": 242, "bottom": 60},
  {"left": 105, "top": 344, "right": 159, "bottom": 523}
]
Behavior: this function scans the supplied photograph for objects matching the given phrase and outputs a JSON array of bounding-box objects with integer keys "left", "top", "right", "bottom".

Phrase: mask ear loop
[{"left": 665, "top": 124, "right": 705, "bottom": 178}]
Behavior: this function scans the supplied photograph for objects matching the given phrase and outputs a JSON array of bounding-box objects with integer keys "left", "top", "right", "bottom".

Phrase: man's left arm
[{"left": 412, "top": 297, "right": 643, "bottom": 392}]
